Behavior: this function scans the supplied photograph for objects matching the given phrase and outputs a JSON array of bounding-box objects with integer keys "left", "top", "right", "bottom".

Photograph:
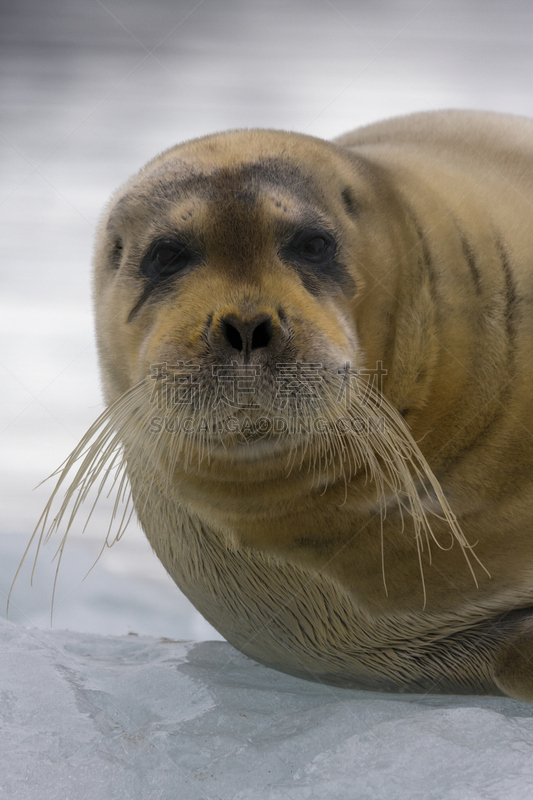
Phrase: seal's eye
[
  {"left": 155, "top": 245, "right": 187, "bottom": 271},
  {"left": 289, "top": 229, "right": 335, "bottom": 264},
  {"left": 301, "top": 237, "right": 328, "bottom": 259},
  {"left": 141, "top": 240, "right": 192, "bottom": 283},
  {"left": 280, "top": 226, "right": 353, "bottom": 296}
]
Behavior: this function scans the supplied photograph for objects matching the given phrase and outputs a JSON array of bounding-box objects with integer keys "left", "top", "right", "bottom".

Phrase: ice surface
[{"left": 1, "top": 617, "right": 533, "bottom": 800}]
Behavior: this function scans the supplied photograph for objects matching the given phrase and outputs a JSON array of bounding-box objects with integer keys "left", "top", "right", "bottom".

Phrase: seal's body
[{"left": 50, "top": 110, "right": 533, "bottom": 700}]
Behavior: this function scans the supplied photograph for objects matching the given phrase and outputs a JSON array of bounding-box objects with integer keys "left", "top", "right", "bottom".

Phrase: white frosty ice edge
[{"left": 1, "top": 617, "right": 533, "bottom": 800}]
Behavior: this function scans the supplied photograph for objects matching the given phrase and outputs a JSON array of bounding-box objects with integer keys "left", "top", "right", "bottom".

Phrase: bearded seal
[{"left": 30, "top": 110, "right": 533, "bottom": 701}]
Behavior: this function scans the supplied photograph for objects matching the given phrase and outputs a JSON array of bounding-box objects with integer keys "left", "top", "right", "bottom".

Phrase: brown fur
[{"left": 34, "top": 110, "right": 533, "bottom": 699}]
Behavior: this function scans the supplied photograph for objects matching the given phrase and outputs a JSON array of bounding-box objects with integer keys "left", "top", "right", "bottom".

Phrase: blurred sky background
[{"left": 1, "top": 0, "right": 533, "bottom": 640}]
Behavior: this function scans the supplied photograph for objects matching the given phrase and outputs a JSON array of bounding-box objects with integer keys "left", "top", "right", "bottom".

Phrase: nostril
[
  {"left": 251, "top": 320, "right": 272, "bottom": 350},
  {"left": 222, "top": 321, "right": 243, "bottom": 351},
  {"left": 217, "top": 313, "right": 276, "bottom": 354}
]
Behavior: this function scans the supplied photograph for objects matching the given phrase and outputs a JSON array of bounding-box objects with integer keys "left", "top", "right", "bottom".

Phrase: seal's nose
[
  {"left": 210, "top": 311, "right": 280, "bottom": 358},
  {"left": 221, "top": 314, "right": 272, "bottom": 353}
]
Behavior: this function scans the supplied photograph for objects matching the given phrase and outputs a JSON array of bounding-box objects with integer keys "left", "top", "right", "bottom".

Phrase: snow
[{"left": 2, "top": 617, "right": 533, "bottom": 800}]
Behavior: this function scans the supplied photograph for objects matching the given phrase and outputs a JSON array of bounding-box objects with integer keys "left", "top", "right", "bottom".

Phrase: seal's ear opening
[
  {"left": 109, "top": 239, "right": 123, "bottom": 270},
  {"left": 341, "top": 187, "right": 359, "bottom": 218}
]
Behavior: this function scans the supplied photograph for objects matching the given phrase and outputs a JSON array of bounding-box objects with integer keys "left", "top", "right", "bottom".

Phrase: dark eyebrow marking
[{"left": 111, "top": 157, "right": 328, "bottom": 223}]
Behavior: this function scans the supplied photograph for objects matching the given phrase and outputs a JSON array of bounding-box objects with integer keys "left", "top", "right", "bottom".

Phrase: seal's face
[
  {"left": 126, "top": 155, "right": 359, "bottom": 397},
  {"left": 93, "top": 133, "right": 379, "bottom": 474}
]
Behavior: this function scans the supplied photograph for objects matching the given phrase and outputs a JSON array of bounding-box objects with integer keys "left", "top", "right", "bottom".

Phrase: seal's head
[
  {"left": 86, "top": 129, "right": 470, "bottom": 584},
  {"left": 94, "top": 130, "right": 373, "bottom": 408}
]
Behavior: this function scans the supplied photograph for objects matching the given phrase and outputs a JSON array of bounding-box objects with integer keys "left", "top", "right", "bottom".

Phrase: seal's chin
[{"left": 211, "top": 435, "right": 300, "bottom": 462}]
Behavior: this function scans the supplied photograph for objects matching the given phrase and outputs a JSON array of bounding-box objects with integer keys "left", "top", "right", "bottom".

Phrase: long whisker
[{"left": 9, "top": 366, "right": 488, "bottom": 618}]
